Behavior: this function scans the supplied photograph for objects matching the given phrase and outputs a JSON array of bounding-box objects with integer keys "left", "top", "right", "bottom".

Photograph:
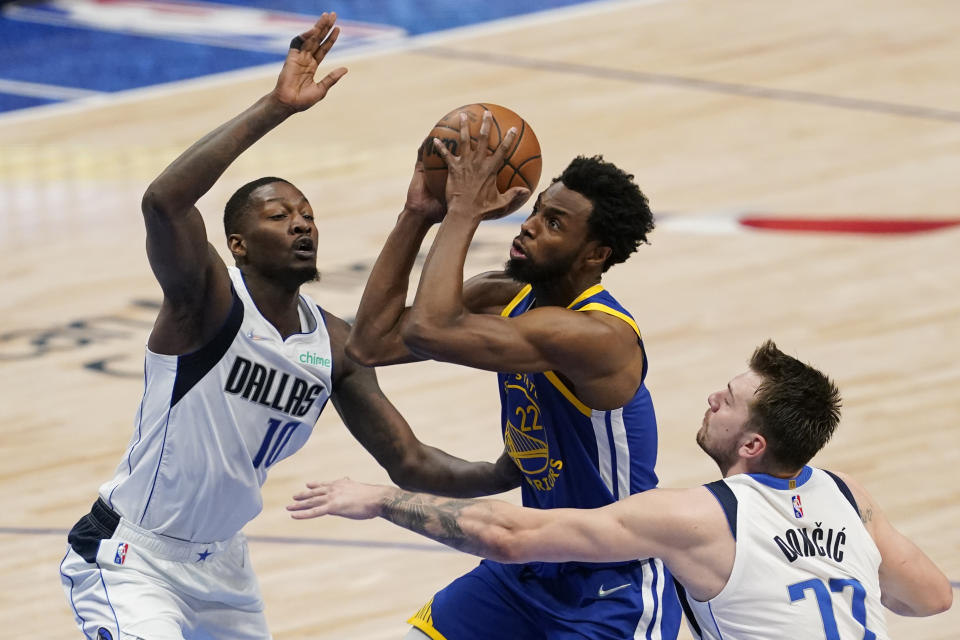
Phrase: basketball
[{"left": 420, "top": 103, "right": 542, "bottom": 205}]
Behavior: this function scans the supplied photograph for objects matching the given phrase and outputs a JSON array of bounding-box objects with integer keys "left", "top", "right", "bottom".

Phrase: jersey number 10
[{"left": 252, "top": 418, "right": 302, "bottom": 469}]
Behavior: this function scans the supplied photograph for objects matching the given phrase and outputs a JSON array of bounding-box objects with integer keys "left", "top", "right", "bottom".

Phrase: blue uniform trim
[
  {"left": 109, "top": 361, "right": 149, "bottom": 508},
  {"left": 171, "top": 287, "right": 244, "bottom": 406},
  {"left": 675, "top": 582, "right": 702, "bottom": 639},
  {"left": 823, "top": 469, "right": 861, "bottom": 518},
  {"left": 704, "top": 480, "right": 738, "bottom": 540},
  {"left": 96, "top": 562, "right": 121, "bottom": 640},
  {"left": 746, "top": 465, "right": 813, "bottom": 489},
  {"left": 59, "top": 548, "right": 93, "bottom": 640},
  {"left": 644, "top": 559, "right": 661, "bottom": 639}
]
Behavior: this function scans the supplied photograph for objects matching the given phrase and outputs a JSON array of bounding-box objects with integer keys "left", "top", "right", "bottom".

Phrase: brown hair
[{"left": 747, "top": 340, "right": 842, "bottom": 472}]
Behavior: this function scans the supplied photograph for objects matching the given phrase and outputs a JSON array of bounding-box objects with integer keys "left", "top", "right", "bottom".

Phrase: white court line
[
  {"left": 0, "top": 77, "right": 105, "bottom": 100},
  {"left": 0, "top": 0, "right": 672, "bottom": 125}
]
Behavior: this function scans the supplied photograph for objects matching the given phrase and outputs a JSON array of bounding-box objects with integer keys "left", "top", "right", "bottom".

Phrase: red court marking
[{"left": 738, "top": 217, "right": 960, "bottom": 235}]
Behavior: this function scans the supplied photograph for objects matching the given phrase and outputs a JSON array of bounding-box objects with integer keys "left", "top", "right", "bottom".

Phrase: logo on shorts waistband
[
  {"left": 96, "top": 627, "right": 113, "bottom": 640},
  {"left": 113, "top": 542, "right": 128, "bottom": 565}
]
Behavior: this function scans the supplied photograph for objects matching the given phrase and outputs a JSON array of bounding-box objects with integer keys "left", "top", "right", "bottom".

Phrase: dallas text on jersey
[{"left": 224, "top": 356, "right": 323, "bottom": 417}]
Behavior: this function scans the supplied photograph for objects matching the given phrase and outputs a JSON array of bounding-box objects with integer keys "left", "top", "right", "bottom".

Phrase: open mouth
[
  {"left": 292, "top": 236, "right": 315, "bottom": 257},
  {"left": 509, "top": 239, "right": 527, "bottom": 260}
]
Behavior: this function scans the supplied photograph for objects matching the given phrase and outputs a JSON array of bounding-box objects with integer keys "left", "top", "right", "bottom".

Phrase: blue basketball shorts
[{"left": 408, "top": 558, "right": 681, "bottom": 640}]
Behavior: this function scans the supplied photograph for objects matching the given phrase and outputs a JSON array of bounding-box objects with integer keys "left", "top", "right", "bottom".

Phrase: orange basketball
[{"left": 420, "top": 103, "right": 542, "bottom": 205}]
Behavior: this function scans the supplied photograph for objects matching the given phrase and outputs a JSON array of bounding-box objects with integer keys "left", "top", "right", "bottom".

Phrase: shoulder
[
  {"left": 318, "top": 308, "right": 355, "bottom": 387},
  {"left": 463, "top": 270, "right": 525, "bottom": 315},
  {"left": 823, "top": 469, "right": 877, "bottom": 529}
]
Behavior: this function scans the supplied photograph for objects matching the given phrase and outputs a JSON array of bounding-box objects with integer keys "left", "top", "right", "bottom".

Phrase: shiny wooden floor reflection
[{"left": 1, "top": 0, "right": 957, "bottom": 637}]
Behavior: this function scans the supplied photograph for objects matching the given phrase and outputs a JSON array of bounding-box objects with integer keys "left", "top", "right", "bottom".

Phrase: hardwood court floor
[{"left": 1, "top": 0, "right": 957, "bottom": 637}]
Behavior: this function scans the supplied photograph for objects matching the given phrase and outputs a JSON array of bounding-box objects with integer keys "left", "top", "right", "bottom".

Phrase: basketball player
[
  {"left": 340, "top": 114, "right": 682, "bottom": 638},
  {"left": 58, "top": 15, "right": 520, "bottom": 640},
  {"left": 291, "top": 340, "right": 953, "bottom": 639}
]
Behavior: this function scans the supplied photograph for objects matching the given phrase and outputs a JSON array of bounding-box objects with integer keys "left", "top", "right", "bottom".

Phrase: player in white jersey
[
  {"left": 290, "top": 340, "right": 953, "bottom": 639},
  {"left": 59, "top": 14, "right": 520, "bottom": 640}
]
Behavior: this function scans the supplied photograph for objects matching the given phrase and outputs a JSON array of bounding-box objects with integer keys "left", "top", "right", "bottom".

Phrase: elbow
[
  {"left": 930, "top": 581, "right": 954, "bottom": 615},
  {"left": 400, "top": 314, "right": 436, "bottom": 354},
  {"left": 141, "top": 184, "right": 173, "bottom": 220},
  {"left": 483, "top": 528, "right": 531, "bottom": 564},
  {"left": 344, "top": 333, "right": 379, "bottom": 367}
]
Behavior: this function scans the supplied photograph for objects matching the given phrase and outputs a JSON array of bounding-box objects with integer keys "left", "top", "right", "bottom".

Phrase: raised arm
[
  {"left": 837, "top": 472, "right": 953, "bottom": 616},
  {"left": 327, "top": 311, "right": 521, "bottom": 497},
  {"left": 346, "top": 150, "right": 522, "bottom": 367},
  {"left": 143, "top": 14, "right": 347, "bottom": 354},
  {"left": 287, "top": 479, "right": 732, "bottom": 599}
]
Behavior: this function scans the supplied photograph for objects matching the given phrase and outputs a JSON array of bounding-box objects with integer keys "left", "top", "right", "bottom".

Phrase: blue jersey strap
[
  {"left": 704, "top": 480, "right": 738, "bottom": 540},
  {"left": 822, "top": 469, "right": 861, "bottom": 518}
]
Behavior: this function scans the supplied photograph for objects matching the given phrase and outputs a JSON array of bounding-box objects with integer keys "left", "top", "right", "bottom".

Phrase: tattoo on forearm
[{"left": 380, "top": 493, "right": 486, "bottom": 555}]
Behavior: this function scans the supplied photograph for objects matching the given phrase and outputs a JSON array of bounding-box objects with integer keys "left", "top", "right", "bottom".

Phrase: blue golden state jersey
[{"left": 497, "top": 284, "right": 659, "bottom": 511}]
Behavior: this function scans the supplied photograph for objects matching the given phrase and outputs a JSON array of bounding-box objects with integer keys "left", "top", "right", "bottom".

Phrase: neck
[
  {"left": 530, "top": 274, "right": 601, "bottom": 308},
  {"left": 239, "top": 267, "right": 303, "bottom": 338},
  {"left": 725, "top": 458, "right": 804, "bottom": 479}
]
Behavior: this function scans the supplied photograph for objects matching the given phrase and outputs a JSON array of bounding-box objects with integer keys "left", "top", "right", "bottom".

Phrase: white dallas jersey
[
  {"left": 682, "top": 467, "right": 889, "bottom": 640},
  {"left": 99, "top": 266, "right": 333, "bottom": 542}
]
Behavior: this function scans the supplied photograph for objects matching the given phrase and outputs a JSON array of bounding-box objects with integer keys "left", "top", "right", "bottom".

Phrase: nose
[
  {"left": 707, "top": 392, "right": 721, "bottom": 411},
  {"left": 519, "top": 212, "right": 538, "bottom": 237},
  {"left": 291, "top": 212, "right": 311, "bottom": 234}
]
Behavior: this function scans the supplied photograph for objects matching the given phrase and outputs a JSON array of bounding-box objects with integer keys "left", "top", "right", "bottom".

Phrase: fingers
[
  {"left": 477, "top": 110, "right": 492, "bottom": 150},
  {"left": 316, "top": 67, "right": 348, "bottom": 95},
  {"left": 293, "top": 12, "right": 340, "bottom": 60},
  {"left": 458, "top": 112, "right": 471, "bottom": 151},
  {"left": 489, "top": 125, "right": 518, "bottom": 168},
  {"left": 433, "top": 137, "right": 453, "bottom": 165}
]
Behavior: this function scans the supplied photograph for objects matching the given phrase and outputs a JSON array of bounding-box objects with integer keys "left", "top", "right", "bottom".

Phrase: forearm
[
  {"left": 143, "top": 94, "right": 295, "bottom": 216},
  {"left": 393, "top": 446, "right": 521, "bottom": 498},
  {"left": 376, "top": 488, "right": 518, "bottom": 560},
  {"left": 405, "top": 209, "right": 481, "bottom": 346},
  {"left": 347, "top": 210, "right": 433, "bottom": 365}
]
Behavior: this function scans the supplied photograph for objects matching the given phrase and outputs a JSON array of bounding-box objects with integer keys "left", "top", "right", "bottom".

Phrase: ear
[
  {"left": 739, "top": 432, "right": 767, "bottom": 461},
  {"left": 228, "top": 233, "right": 247, "bottom": 260},
  {"left": 582, "top": 241, "right": 612, "bottom": 271}
]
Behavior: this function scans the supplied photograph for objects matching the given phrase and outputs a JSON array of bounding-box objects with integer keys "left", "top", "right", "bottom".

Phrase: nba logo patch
[
  {"left": 114, "top": 542, "right": 128, "bottom": 565},
  {"left": 792, "top": 495, "right": 803, "bottom": 518}
]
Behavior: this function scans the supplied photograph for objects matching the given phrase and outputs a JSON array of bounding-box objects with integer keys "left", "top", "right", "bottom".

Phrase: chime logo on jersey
[
  {"left": 114, "top": 542, "right": 128, "bottom": 565},
  {"left": 792, "top": 494, "right": 803, "bottom": 518}
]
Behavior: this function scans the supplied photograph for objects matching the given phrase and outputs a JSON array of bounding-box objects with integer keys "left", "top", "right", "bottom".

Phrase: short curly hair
[
  {"left": 223, "top": 176, "right": 292, "bottom": 236},
  {"left": 554, "top": 155, "right": 653, "bottom": 272}
]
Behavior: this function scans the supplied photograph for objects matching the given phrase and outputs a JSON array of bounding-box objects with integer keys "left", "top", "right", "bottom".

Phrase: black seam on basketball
[
  {"left": 513, "top": 155, "right": 541, "bottom": 188},
  {"left": 509, "top": 121, "right": 526, "bottom": 158},
  {"left": 478, "top": 103, "right": 504, "bottom": 146}
]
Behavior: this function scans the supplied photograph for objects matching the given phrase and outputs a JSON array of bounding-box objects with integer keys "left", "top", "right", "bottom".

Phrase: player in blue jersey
[
  {"left": 59, "top": 15, "right": 521, "bottom": 640},
  {"left": 291, "top": 340, "right": 953, "bottom": 639},
  {"left": 317, "top": 112, "right": 682, "bottom": 638}
]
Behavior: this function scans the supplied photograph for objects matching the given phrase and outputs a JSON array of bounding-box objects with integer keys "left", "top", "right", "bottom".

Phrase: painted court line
[
  {"left": 0, "top": 526, "right": 453, "bottom": 553},
  {"left": 0, "top": 78, "right": 105, "bottom": 100},
  {"left": 414, "top": 47, "right": 960, "bottom": 124}
]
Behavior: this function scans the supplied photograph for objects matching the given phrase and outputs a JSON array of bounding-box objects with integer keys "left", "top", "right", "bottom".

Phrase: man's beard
[
  {"left": 696, "top": 426, "right": 738, "bottom": 475},
  {"left": 505, "top": 254, "right": 574, "bottom": 285},
  {"left": 261, "top": 262, "right": 319, "bottom": 290}
]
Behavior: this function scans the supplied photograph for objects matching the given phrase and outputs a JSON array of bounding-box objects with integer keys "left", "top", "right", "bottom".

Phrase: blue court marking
[
  {"left": 0, "top": 0, "right": 597, "bottom": 114},
  {"left": 415, "top": 46, "right": 960, "bottom": 124},
  {"left": 0, "top": 526, "right": 454, "bottom": 553}
]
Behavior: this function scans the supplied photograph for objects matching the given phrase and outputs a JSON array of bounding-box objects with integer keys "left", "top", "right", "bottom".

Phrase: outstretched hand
[
  {"left": 287, "top": 477, "right": 389, "bottom": 521},
  {"left": 273, "top": 12, "right": 349, "bottom": 112},
  {"left": 433, "top": 111, "right": 531, "bottom": 220}
]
